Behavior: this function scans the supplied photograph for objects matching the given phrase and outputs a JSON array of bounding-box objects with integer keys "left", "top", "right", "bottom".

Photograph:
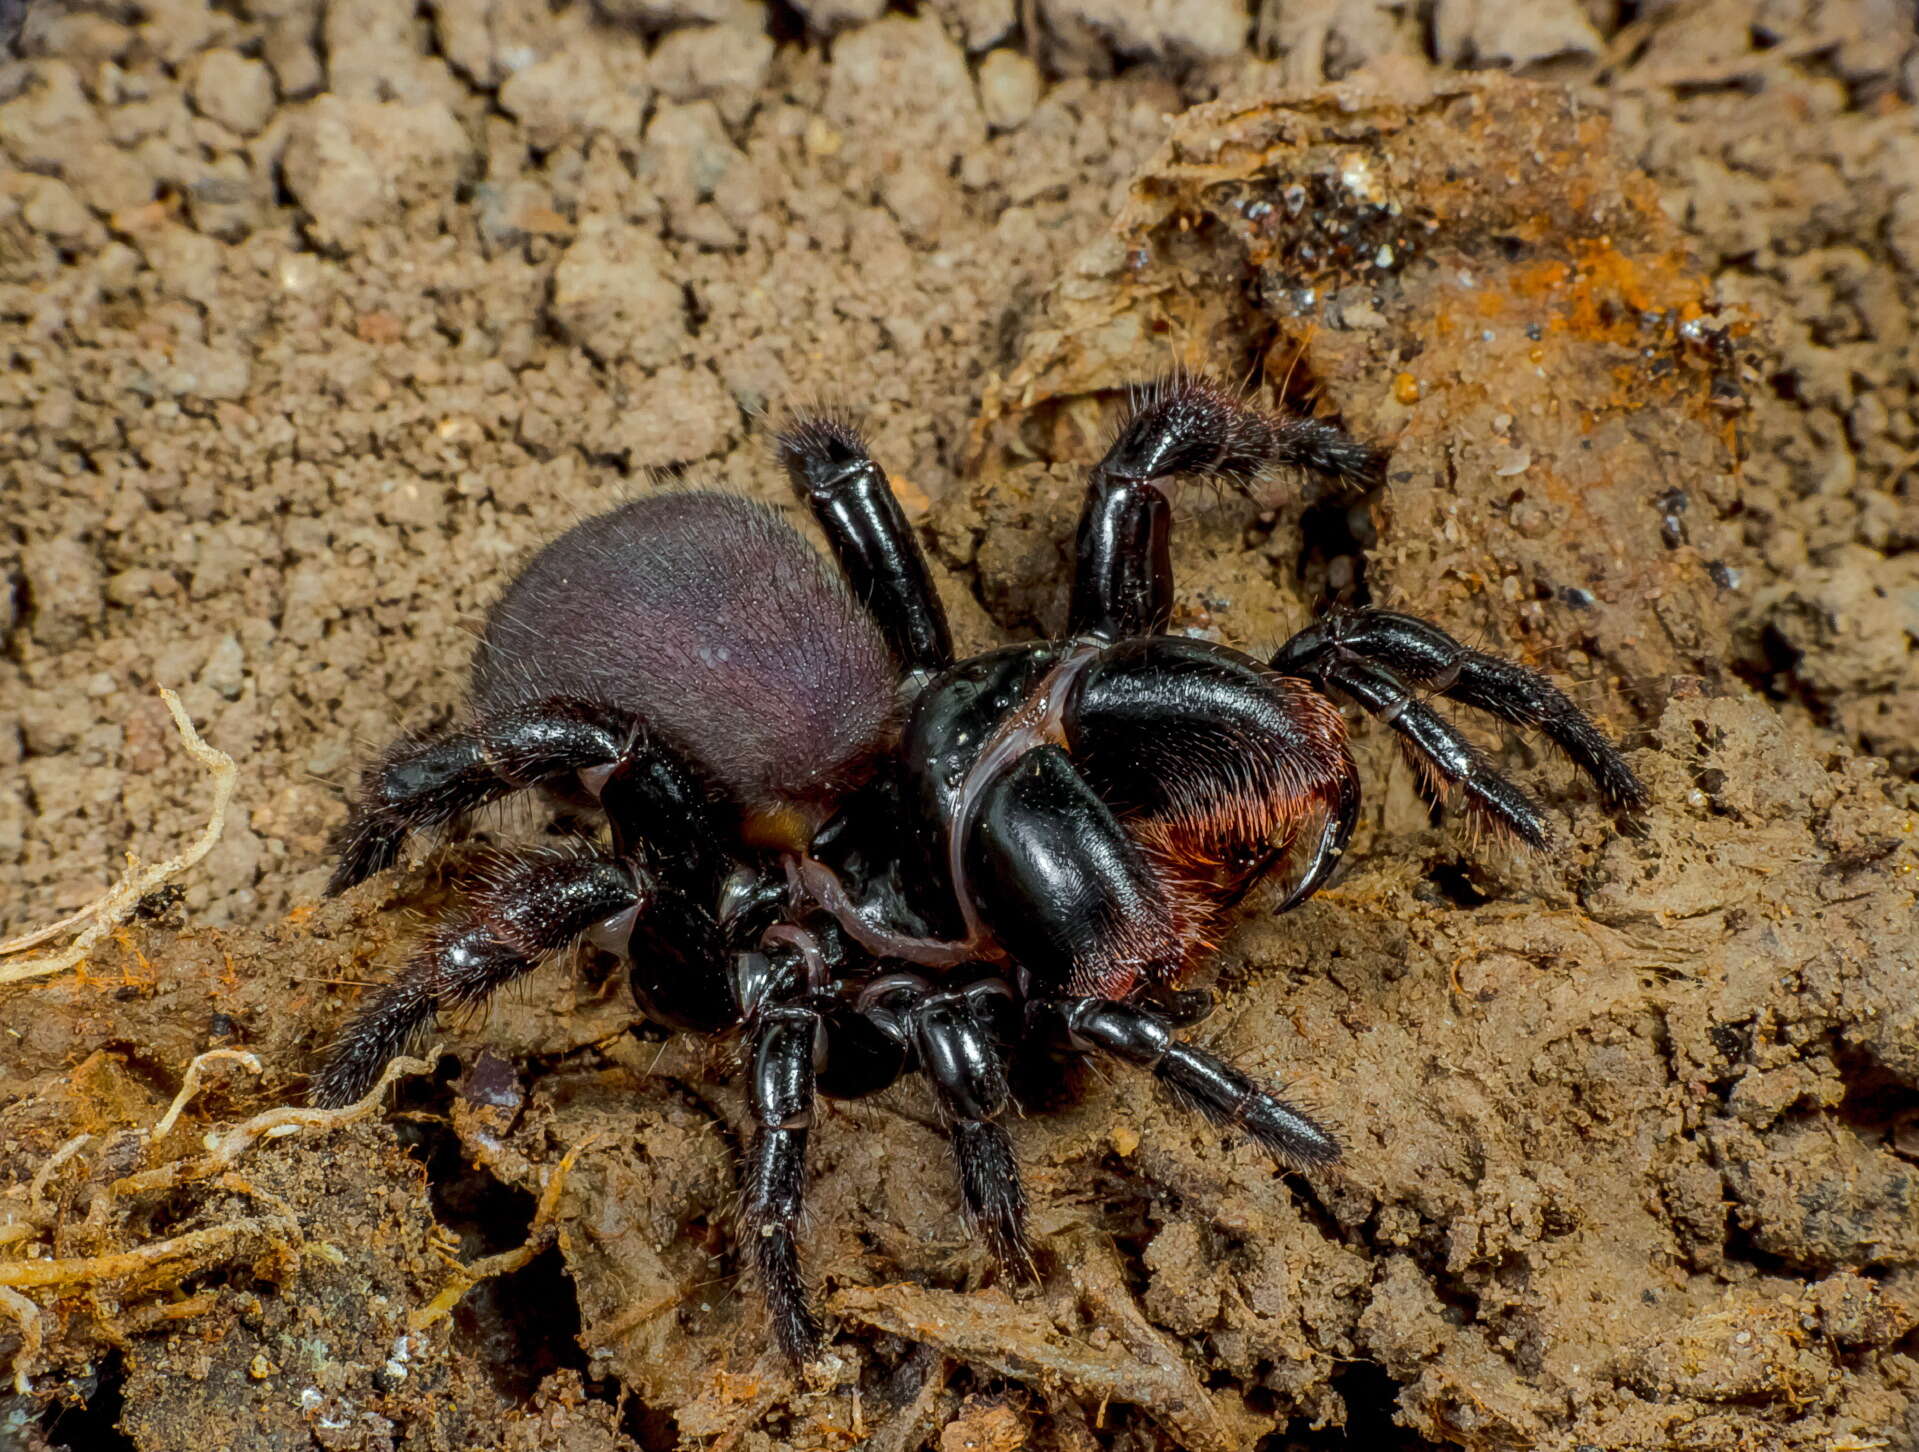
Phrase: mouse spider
[{"left": 314, "top": 374, "right": 1645, "bottom": 1362}]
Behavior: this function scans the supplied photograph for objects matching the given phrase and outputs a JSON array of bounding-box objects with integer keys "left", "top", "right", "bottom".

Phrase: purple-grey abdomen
[{"left": 473, "top": 491, "right": 897, "bottom": 811}]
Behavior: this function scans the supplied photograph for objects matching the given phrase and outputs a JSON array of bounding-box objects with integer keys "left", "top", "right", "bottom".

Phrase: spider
[{"left": 313, "top": 375, "right": 1644, "bottom": 1363}]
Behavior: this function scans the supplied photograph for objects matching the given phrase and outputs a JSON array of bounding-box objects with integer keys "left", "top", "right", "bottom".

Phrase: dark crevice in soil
[
  {"left": 36, "top": 1352, "right": 137, "bottom": 1452},
  {"left": 1422, "top": 858, "right": 1494, "bottom": 909},
  {"left": 620, "top": 1390, "right": 684, "bottom": 1452},
  {"left": 1829, "top": 1043, "right": 1919, "bottom": 1144},
  {"left": 1262, "top": 338, "right": 1387, "bottom": 614},
  {"left": 454, "top": 1245, "right": 600, "bottom": 1404},
  {"left": 393, "top": 1077, "right": 536, "bottom": 1256},
  {"left": 1262, "top": 1360, "right": 1440, "bottom": 1449},
  {"left": 1719, "top": 1208, "right": 1797, "bottom": 1279},
  {"left": 1293, "top": 488, "right": 1381, "bottom": 609}
]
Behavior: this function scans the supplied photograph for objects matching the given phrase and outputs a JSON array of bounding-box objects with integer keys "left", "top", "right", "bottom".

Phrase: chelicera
[{"left": 314, "top": 375, "right": 1645, "bottom": 1362}]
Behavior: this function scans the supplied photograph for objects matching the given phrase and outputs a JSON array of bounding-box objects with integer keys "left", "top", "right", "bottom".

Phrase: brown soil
[{"left": 3, "top": 1, "right": 1917, "bottom": 1449}]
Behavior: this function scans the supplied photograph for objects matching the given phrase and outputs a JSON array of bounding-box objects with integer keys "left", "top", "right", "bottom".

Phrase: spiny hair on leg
[
  {"left": 1104, "top": 371, "right": 1386, "bottom": 492},
  {"left": 773, "top": 402, "right": 875, "bottom": 492}
]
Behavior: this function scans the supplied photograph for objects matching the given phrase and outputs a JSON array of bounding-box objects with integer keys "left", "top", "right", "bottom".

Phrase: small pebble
[{"left": 977, "top": 48, "right": 1040, "bottom": 131}]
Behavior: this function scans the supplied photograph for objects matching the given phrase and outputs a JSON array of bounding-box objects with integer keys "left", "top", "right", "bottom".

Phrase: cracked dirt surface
[{"left": 3, "top": 1, "right": 1918, "bottom": 1449}]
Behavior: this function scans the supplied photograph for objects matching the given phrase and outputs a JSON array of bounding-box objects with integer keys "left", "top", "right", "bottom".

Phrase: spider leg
[
  {"left": 1070, "top": 374, "right": 1385, "bottom": 640},
  {"left": 1036, "top": 996, "right": 1339, "bottom": 1170},
  {"left": 1304, "top": 653, "right": 1552, "bottom": 845},
  {"left": 778, "top": 411, "right": 953, "bottom": 675},
  {"left": 743, "top": 1003, "right": 825, "bottom": 1364},
  {"left": 312, "top": 853, "right": 651, "bottom": 1107},
  {"left": 328, "top": 697, "right": 648, "bottom": 895},
  {"left": 963, "top": 742, "right": 1187, "bottom": 999},
  {"left": 1271, "top": 608, "right": 1647, "bottom": 810},
  {"left": 905, "top": 984, "right": 1034, "bottom": 1277}
]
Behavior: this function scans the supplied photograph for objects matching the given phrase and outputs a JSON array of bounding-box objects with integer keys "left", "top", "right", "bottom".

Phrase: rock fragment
[
  {"left": 280, "top": 97, "right": 472, "bottom": 249},
  {"left": 1039, "top": 0, "right": 1247, "bottom": 63},
  {"left": 549, "top": 217, "right": 688, "bottom": 366},
  {"left": 190, "top": 49, "right": 276, "bottom": 137},
  {"left": 977, "top": 48, "right": 1041, "bottom": 131}
]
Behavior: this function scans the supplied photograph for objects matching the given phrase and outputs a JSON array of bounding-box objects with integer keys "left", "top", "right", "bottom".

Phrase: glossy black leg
[
  {"left": 1070, "top": 375, "right": 1386, "bottom": 640},
  {"left": 742, "top": 1004, "right": 824, "bottom": 1364},
  {"left": 1313, "top": 655, "right": 1552, "bottom": 846},
  {"left": 1271, "top": 609, "right": 1647, "bottom": 810},
  {"left": 778, "top": 411, "right": 953, "bottom": 674},
  {"left": 312, "top": 855, "right": 642, "bottom": 1107},
  {"left": 327, "top": 697, "right": 637, "bottom": 895},
  {"left": 911, "top": 987, "right": 1033, "bottom": 1275},
  {"left": 1041, "top": 996, "right": 1340, "bottom": 1170},
  {"left": 963, "top": 743, "right": 1182, "bottom": 999}
]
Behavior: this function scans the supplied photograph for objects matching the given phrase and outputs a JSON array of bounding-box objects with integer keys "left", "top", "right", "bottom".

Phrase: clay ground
[{"left": 3, "top": 0, "right": 1918, "bottom": 1448}]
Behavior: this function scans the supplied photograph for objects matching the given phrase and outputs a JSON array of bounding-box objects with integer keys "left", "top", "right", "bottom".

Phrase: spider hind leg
[
  {"left": 312, "top": 853, "right": 644, "bottom": 1108},
  {"left": 910, "top": 986, "right": 1034, "bottom": 1277},
  {"left": 743, "top": 1004, "right": 826, "bottom": 1364},
  {"left": 326, "top": 697, "right": 638, "bottom": 896}
]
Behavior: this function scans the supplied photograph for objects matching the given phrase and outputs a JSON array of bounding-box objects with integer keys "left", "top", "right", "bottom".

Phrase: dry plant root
[
  {"left": 0, "top": 687, "right": 237, "bottom": 987},
  {"left": 152, "top": 1047, "right": 264, "bottom": 1139},
  {"left": 409, "top": 1135, "right": 600, "bottom": 1331},
  {"left": 1, "top": 1048, "right": 440, "bottom": 1395},
  {"left": 110, "top": 1045, "right": 442, "bottom": 1198}
]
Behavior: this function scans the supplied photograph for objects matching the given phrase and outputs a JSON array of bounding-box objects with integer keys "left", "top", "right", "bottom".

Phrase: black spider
[{"left": 313, "top": 375, "right": 1645, "bottom": 1363}]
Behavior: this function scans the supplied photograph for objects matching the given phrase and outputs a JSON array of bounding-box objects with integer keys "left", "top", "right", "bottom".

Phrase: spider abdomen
[{"left": 472, "top": 491, "right": 898, "bottom": 821}]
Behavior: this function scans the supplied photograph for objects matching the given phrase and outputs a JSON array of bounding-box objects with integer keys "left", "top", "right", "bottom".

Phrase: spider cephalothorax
[{"left": 314, "top": 375, "right": 1645, "bottom": 1363}]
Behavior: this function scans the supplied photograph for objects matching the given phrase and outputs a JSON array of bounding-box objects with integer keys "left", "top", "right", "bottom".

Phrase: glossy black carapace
[{"left": 314, "top": 375, "right": 1645, "bottom": 1363}]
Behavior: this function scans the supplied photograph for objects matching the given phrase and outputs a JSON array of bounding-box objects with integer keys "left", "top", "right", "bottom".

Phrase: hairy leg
[
  {"left": 327, "top": 698, "right": 637, "bottom": 895},
  {"left": 741, "top": 1003, "right": 825, "bottom": 1364},
  {"left": 1272, "top": 608, "right": 1646, "bottom": 809},
  {"left": 313, "top": 853, "right": 644, "bottom": 1107},
  {"left": 1272, "top": 608, "right": 1645, "bottom": 843},
  {"left": 1035, "top": 996, "right": 1339, "bottom": 1170},
  {"left": 1070, "top": 374, "right": 1386, "bottom": 640},
  {"left": 906, "top": 983, "right": 1033, "bottom": 1276}
]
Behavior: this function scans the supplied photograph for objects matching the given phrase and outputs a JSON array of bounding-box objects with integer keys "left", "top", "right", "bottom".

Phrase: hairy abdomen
[{"left": 474, "top": 491, "right": 898, "bottom": 814}]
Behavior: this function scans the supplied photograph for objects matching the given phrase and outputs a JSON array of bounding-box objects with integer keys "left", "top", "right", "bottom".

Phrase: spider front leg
[
  {"left": 1032, "top": 996, "right": 1339, "bottom": 1169},
  {"left": 743, "top": 1002, "right": 827, "bottom": 1365},
  {"left": 1070, "top": 374, "right": 1385, "bottom": 640},
  {"left": 1271, "top": 608, "right": 1645, "bottom": 844}
]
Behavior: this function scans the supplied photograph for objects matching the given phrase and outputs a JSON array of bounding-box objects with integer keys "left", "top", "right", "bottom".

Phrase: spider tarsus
[
  {"left": 1104, "top": 372, "right": 1385, "bottom": 490},
  {"left": 743, "top": 1145, "right": 824, "bottom": 1365},
  {"left": 775, "top": 408, "right": 871, "bottom": 489},
  {"left": 324, "top": 816, "right": 405, "bottom": 897},
  {"left": 1157, "top": 1042, "right": 1343, "bottom": 1170},
  {"left": 1048, "top": 995, "right": 1341, "bottom": 1170},
  {"left": 950, "top": 1117, "right": 1036, "bottom": 1281}
]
